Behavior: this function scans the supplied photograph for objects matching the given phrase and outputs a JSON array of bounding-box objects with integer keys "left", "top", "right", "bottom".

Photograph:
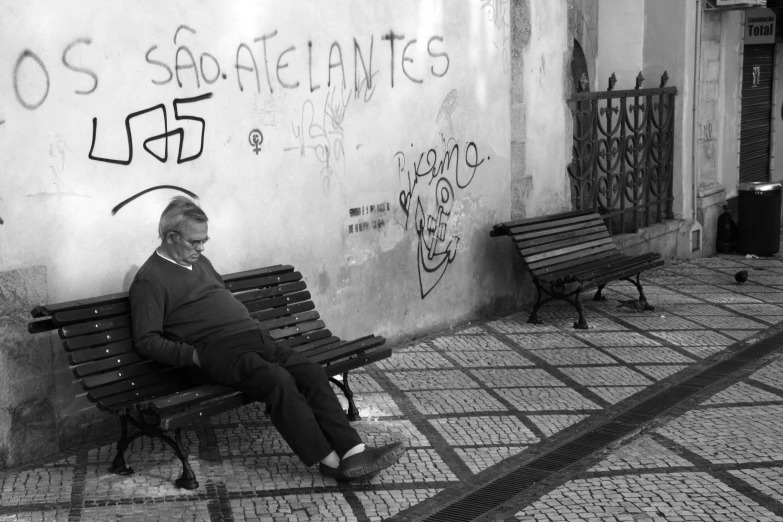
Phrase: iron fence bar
[{"left": 567, "top": 71, "right": 677, "bottom": 235}]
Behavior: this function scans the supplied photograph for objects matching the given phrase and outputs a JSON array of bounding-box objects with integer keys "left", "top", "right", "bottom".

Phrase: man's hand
[{"left": 192, "top": 350, "right": 201, "bottom": 367}]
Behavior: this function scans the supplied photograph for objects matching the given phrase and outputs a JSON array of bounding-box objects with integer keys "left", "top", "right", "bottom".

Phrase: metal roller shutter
[{"left": 740, "top": 44, "right": 775, "bottom": 183}]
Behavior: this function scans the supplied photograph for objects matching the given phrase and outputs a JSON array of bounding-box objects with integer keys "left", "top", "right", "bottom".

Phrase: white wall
[
  {"left": 0, "top": 0, "right": 514, "bottom": 342},
  {"left": 596, "top": 0, "right": 645, "bottom": 91},
  {"left": 521, "top": 0, "right": 571, "bottom": 217},
  {"left": 643, "top": 0, "right": 694, "bottom": 222}
]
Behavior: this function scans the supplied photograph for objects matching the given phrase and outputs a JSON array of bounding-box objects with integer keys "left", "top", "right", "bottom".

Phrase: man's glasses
[{"left": 177, "top": 232, "right": 210, "bottom": 248}]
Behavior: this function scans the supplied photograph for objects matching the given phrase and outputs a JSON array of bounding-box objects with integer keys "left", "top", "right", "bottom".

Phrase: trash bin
[{"left": 737, "top": 181, "right": 782, "bottom": 256}]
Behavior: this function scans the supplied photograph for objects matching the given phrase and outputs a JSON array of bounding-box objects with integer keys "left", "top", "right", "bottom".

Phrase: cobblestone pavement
[{"left": 3, "top": 253, "right": 783, "bottom": 521}]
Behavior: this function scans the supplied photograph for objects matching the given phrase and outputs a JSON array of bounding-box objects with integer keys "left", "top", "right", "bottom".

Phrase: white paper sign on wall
[{"left": 745, "top": 8, "right": 776, "bottom": 45}]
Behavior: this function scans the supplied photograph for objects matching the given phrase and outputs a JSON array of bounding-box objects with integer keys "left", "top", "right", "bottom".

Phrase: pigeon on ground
[
  {"left": 735, "top": 270, "right": 749, "bottom": 284},
  {"left": 617, "top": 299, "right": 655, "bottom": 312}
]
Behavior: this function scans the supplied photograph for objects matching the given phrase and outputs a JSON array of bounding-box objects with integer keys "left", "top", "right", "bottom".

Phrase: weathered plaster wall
[
  {"left": 568, "top": 0, "right": 599, "bottom": 89},
  {"left": 643, "top": 0, "right": 695, "bottom": 223},
  {"left": 717, "top": 11, "right": 742, "bottom": 199},
  {"left": 596, "top": 0, "right": 644, "bottom": 91},
  {"left": 519, "top": 0, "right": 572, "bottom": 218},
  {"left": 698, "top": 11, "right": 723, "bottom": 192},
  {"left": 0, "top": 266, "right": 57, "bottom": 469}
]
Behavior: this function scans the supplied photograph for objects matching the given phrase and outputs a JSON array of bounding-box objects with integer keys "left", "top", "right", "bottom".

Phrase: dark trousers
[{"left": 197, "top": 329, "right": 363, "bottom": 466}]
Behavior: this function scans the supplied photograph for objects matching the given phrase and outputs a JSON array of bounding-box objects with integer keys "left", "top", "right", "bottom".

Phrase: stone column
[{"left": 0, "top": 266, "right": 58, "bottom": 469}]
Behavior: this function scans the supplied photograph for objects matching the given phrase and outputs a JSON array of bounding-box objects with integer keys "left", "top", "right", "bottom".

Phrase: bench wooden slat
[
  {"left": 69, "top": 339, "right": 135, "bottom": 368},
  {"left": 249, "top": 300, "right": 315, "bottom": 322},
  {"left": 550, "top": 251, "right": 657, "bottom": 289},
  {"left": 31, "top": 265, "right": 295, "bottom": 319},
  {"left": 269, "top": 319, "right": 326, "bottom": 340},
  {"left": 28, "top": 318, "right": 57, "bottom": 334},
  {"left": 324, "top": 346, "right": 392, "bottom": 376},
  {"left": 512, "top": 224, "right": 609, "bottom": 248},
  {"left": 72, "top": 352, "right": 146, "bottom": 378},
  {"left": 519, "top": 231, "right": 610, "bottom": 257},
  {"left": 277, "top": 328, "right": 333, "bottom": 348},
  {"left": 303, "top": 335, "right": 375, "bottom": 360},
  {"left": 53, "top": 302, "right": 131, "bottom": 326},
  {"left": 105, "top": 385, "right": 240, "bottom": 415},
  {"left": 59, "top": 315, "right": 131, "bottom": 339},
  {"left": 492, "top": 208, "right": 595, "bottom": 230},
  {"left": 510, "top": 220, "right": 608, "bottom": 242},
  {"left": 310, "top": 336, "right": 385, "bottom": 365},
  {"left": 234, "top": 281, "right": 308, "bottom": 304},
  {"left": 160, "top": 393, "right": 253, "bottom": 431},
  {"left": 148, "top": 384, "right": 242, "bottom": 413},
  {"left": 224, "top": 271, "right": 303, "bottom": 292},
  {"left": 81, "top": 360, "right": 169, "bottom": 390},
  {"left": 507, "top": 217, "right": 606, "bottom": 241},
  {"left": 97, "top": 381, "right": 187, "bottom": 410},
  {"left": 524, "top": 237, "right": 615, "bottom": 264},
  {"left": 529, "top": 248, "right": 619, "bottom": 276},
  {"left": 528, "top": 243, "right": 618, "bottom": 273},
  {"left": 254, "top": 310, "right": 320, "bottom": 330},
  {"left": 31, "top": 292, "right": 129, "bottom": 319},
  {"left": 244, "top": 291, "right": 311, "bottom": 313},
  {"left": 587, "top": 259, "right": 665, "bottom": 289},
  {"left": 539, "top": 252, "right": 632, "bottom": 280},
  {"left": 292, "top": 336, "right": 342, "bottom": 354},
  {"left": 222, "top": 265, "right": 294, "bottom": 283},
  {"left": 87, "top": 368, "right": 187, "bottom": 401},
  {"left": 63, "top": 326, "right": 133, "bottom": 352},
  {"left": 543, "top": 252, "right": 662, "bottom": 285},
  {"left": 504, "top": 212, "right": 602, "bottom": 235}
]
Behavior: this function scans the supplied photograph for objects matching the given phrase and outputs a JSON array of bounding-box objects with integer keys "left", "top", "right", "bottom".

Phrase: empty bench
[
  {"left": 490, "top": 209, "right": 664, "bottom": 328},
  {"left": 28, "top": 264, "right": 390, "bottom": 489}
]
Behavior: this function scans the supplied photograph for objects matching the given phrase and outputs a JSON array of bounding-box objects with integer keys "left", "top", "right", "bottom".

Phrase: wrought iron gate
[{"left": 567, "top": 72, "right": 677, "bottom": 235}]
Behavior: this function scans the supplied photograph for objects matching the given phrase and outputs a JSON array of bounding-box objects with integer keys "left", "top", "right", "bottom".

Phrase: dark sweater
[{"left": 129, "top": 252, "right": 258, "bottom": 367}]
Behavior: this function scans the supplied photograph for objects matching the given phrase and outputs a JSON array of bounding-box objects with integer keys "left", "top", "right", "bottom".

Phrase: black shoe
[
  {"left": 338, "top": 442, "right": 406, "bottom": 481},
  {"left": 318, "top": 462, "right": 348, "bottom": 481}
]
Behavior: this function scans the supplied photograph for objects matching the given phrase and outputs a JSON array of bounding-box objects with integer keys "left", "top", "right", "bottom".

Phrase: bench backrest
[
  {"left": 492, "top": 210, "right": 618, "bottom": 279},
  {"left": 28, "top": 264, "right": 363, "bottom": 415}
]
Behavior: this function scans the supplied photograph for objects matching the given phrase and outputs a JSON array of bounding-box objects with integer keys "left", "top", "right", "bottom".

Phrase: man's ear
[{"left": 165, "top": 232, "right": 177, "bottom": 245}]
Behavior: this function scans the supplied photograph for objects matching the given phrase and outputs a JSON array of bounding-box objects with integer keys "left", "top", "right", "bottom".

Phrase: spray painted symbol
[{"left": 249, "top": 129, "right": 263, "bottom": 154}]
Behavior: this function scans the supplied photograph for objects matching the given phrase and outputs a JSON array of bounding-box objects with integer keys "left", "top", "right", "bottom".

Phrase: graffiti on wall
[
  {"left": 111, "top": 185, "right": 200, "bottom": 215},
  {"left": 88, "top": 93, "right": 213, "bottom": 165},
  {"left": 396, "top": 134, "right": 489, "bottom": 298},
  {"left": 481, "top": 0, "right": 511, "bottom": 71},
  {"left": 1, "top": 25, "right": 450, "bottom": 128},
  {"left": 145, "top": 26, "right": 449, "bottom": 94}
]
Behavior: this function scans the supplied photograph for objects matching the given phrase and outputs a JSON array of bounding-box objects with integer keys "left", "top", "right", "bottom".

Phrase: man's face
[{"left": 167, "top": 220, "right": 209, "bottom": 266}]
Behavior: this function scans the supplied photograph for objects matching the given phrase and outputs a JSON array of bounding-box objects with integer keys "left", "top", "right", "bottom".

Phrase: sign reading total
[{"left": 746, "top": 8, "right": 776, "bottom": 45}]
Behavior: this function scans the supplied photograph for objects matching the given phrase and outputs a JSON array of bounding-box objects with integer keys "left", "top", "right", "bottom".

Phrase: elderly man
[{"left": 129, "top": 196, "right": 405, "bottom": 481}]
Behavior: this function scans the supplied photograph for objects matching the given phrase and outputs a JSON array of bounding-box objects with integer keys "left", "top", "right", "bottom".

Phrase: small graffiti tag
[{"left": 249, "top": 129, "right": 264, "bottom": 154}]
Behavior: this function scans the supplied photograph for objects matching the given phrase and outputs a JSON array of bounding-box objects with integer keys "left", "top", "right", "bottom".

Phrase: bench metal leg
[
  {"left": 622, "top": 273, "right": 647, "bottom": 302},
  {"left": 113, "top": 412, "right": 200, "bottom": 490},
  {"left": 593, "top": 284, "right": 608, "bottom": 301},
  {"left": 527, "top": 281, "right": 544, "bottom": 324},
  {"left": 166, "top": 428, "right": 199, "bottom": 490},
  {"left": 109, "top": 415, "right": 138, "bottom": 476},
  {"left": 573, "top": 288, "right": 589, "bottom": 329},
  {"left": 329, "top": 371, "right": 361, "bottom": 421},
  {"left": 530, "top": 279, "right": 590, "bottom": 329}
]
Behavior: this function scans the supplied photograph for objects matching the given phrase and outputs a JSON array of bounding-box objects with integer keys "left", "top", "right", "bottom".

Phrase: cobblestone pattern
[{"left": 4, "top": 256, "right": 783, "bottom": 521}]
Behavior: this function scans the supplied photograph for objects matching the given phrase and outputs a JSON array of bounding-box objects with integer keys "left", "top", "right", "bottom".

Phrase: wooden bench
[
  {"left": 490, "top": 209, "right": 664, "bottom": 329},
  {"left": 27, "top": 264, "right": 391, "bottom": 490}
]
